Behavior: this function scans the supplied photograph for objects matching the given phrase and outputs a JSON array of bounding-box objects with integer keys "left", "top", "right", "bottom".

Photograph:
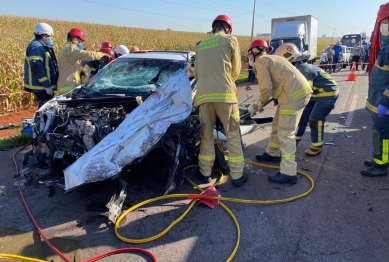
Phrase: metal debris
[{"left": 324, "top": 142, "right": 338, "bottom": 146}]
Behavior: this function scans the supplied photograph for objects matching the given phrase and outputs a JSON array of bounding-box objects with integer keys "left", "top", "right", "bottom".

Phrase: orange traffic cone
[{"left": 347, "top": 62, "right": 357, "bottom": 81}]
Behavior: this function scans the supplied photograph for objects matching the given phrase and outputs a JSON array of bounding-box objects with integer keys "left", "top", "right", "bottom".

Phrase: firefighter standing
[
  {"left": 247, "top": 39, "right": 312, "bottom": 184},
  {"left": 361, "top": 2, "right": 389, "bottom": 177},
  {"left": 275, "top": 43, "right": 339, "bottom": 156},
  {"left": 57, "top": 28, "right": 109, "bottom": 94},
  {"left": 24, "top": 23, "right": 58, "bottom": 108},
  {"left": 194, "top": 14, "right": 248, "bottom": 186}
]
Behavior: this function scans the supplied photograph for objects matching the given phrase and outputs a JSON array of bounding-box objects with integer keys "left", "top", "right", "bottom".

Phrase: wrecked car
[{"left": 20, "top": 50, "right": 272, "bottom": 222}]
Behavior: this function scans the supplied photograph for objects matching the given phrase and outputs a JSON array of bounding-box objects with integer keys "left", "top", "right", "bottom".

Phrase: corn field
[{"left": 0, "top": 15, "right": 331, "bottom": 113}]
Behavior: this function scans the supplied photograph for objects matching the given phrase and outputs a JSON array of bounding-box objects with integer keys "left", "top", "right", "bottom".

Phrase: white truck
[{"left": 270, "top": 15, "right": 318, "bottom": 63}]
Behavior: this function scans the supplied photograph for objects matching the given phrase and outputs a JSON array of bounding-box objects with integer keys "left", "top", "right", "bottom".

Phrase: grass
[
  {"left": 0, "top": 134, "right": 32, "bottom": 151},
  {"left": 236, "top": 71, "right": 249, "bottom": 85}
]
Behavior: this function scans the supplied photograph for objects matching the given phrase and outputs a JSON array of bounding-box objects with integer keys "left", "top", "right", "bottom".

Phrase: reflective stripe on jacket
[
  {"left": 366, "top": 42, "right": 389, "bottom": 117},
  {"left": 57, "top": 43, "right": 103, "bottom": 94},
  {"left": 24, "top": 38, "right": 58, "bottom": 91},
  {"left": 194, "top": 33, "right": 241, "bottom": 106},
  {"left": 295, "top": 62, "right": 339, "bottom": 100},
  {"left": 254, "top": 55, "right": 312, "bottom": 104}
]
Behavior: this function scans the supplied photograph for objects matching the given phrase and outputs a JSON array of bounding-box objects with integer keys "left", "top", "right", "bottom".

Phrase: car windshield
[{"left": 83, "top": 57, "right": 187, "bottom": 97}]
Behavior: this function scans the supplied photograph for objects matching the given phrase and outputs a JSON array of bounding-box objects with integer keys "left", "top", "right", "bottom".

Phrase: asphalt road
[{"left": 1, "top": 68, "right": 389, "bottom": 262}]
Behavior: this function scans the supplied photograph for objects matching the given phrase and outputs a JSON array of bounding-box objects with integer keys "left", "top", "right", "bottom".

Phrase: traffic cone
[{"left": 347, "top": 62, "right": 357, "bottom": 81}]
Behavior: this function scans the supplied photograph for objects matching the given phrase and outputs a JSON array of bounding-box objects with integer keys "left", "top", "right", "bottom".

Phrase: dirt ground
[{"left": 0, "top": 107, "right": 37, "bottom": 138}]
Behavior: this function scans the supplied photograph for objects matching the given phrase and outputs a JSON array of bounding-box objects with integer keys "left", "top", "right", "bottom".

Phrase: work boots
[
  {"left": 364, "top": 160, "right": 374, "bottom": 167},
  {"left": 305, "top": 146, "right": 322, "bottom": 156},
  {"left": 194, "top": 168, "right": 212, "bottom": 183},
  {"left": 232, "top": 172, "right": 248, "bottom": 187},
  {"left": 255, "top": 152, "right": 281, "bottom": 163},
  {"left": 360, "top": 165, "right": 387, "bottom": 177},
  {"left": 268, "top": 172, "right": 297, "bottom": 184}
]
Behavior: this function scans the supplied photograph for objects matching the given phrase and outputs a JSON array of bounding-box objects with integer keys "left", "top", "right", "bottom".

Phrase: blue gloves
[{"left": 378, "top": 104, "right": 388, "bottom": 118}]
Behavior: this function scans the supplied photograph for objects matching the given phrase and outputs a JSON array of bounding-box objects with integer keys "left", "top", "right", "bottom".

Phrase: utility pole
[
  {"left": 330, "top": 29, "right": 335, "bottom": 44},
  {"left": 250, "top": 0, "right": 256, "bottom": 42}
]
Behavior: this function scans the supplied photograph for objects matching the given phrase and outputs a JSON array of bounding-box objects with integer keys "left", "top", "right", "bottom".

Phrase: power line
[
  {"left": 158, "top": 0, "right": 247, "bottom": 14},
  {"left": 84, "top": 0, "right": 209, "bottom": 21}
]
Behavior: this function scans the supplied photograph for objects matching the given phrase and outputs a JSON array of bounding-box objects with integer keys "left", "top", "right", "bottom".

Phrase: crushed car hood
[{"left": 64, "top": 69, "right": 192, "bottom": 190}]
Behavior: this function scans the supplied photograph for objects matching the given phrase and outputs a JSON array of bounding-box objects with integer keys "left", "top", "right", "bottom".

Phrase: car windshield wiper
[{"left": 148, "top": 69, "right": 161, "bottom": 87}]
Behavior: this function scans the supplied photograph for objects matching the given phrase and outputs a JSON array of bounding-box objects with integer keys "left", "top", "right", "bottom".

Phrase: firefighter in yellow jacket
[
  {"left": 57, "top": 28, "right": 109, "bottom": 94},
  {"left": 247, "top": 39, "right": 312, "bottom": 185},
  {"left": 194, "top": 14, "right": 248, "bottom": 187}
]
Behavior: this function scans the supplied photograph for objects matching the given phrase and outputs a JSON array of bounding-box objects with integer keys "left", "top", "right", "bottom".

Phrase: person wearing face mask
[
  {"left": 57, "top": 28, "right": 109, "bottom": 94},
  {"left": 194, "top": 14, "right": 248, "bottom": 187},
  {"left": 361, "top": 2, "right": 389, "bottom": 177},
  {"left": 247, "top": 39, "right": 312, "bottom": 185},
  {"left": 24, "top": 23, "right": 58, "bottom": 108}
]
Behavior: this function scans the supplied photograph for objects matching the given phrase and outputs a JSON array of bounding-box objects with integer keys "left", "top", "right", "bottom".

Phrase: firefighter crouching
[
  {"left": 57, "top": 28, "right": 110, "bottom": 94},
  {"left": 247, "top": 39, "right": 312, "bottom": 185},
  {"left": 275, "top": 43, "right": 339, "bottom": 156},
  {"left": 24, "top": 23, "right": 58, "bottom": 108},
  {"left": 194, "top": 14, "right": 248, "bottom": 187},
  {"left": 361, "top": 2, "right": 389, "bottom": 177}
]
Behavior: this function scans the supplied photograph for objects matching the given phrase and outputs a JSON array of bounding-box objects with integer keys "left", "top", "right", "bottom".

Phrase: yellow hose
[
  {"left": 114, "top": 135, "right": 314, "bottom": 262},
  {"left": 0, "top": 254, "right": 46, "bottom": 262}
]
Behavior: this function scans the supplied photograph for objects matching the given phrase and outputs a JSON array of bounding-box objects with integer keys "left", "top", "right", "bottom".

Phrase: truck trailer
[{"left": 270, "top": 15, "right": 318, "bottom": 63}]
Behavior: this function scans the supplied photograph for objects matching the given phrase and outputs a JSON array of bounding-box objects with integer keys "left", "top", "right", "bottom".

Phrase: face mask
[
  {"left": 248, "top": 59, "right": 254, "bottom": 67},
  {"left": 77, "top": 43, "right": 84, "bottom": 50},
  {"left": 46, "top": 39, "right": 54, "bottom": 48},
  {"left": 380, "top": 23, "right": 389, "bottom": 36}
]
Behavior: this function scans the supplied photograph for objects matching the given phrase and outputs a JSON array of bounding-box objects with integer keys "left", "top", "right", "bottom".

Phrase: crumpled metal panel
[{"left": 64, "top": 69, "right": 192, "bottom": 190}]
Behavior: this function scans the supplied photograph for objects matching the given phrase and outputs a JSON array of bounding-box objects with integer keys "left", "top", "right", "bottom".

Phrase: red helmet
[
  {"left": 68, "top": 28, "right": 86, "bottom": 42},
  {"left": 101, "top": 41, "right": 112, "bottom": 49},
  {"left": 100, "top": 48, "right": 114, "bottom": 63},
  {"left": 247, "top": 39, "right": 269, "bottom": 53},
  {"left": 378, "top": 2, "right": 389, "bottom": 22},
  {"left": 212, "top": 14, "right": 233, "bottom": 33}
]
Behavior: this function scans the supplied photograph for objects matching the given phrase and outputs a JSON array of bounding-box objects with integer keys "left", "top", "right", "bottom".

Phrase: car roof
[{"left": 118, "top": 50, "right": 195, "bottom": 62}]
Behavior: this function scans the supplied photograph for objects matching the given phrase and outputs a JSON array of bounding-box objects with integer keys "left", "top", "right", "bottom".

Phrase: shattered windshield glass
[{"left": 83, "top": 57, "right": 187, "bottom": 96}]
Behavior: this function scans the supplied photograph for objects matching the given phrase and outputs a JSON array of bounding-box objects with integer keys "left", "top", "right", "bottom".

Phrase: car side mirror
[{"left": 304, "top": 44, "right": 309, "bottom": 51}]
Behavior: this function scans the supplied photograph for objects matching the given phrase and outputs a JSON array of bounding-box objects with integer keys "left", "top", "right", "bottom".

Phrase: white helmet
[
  {"left": 275, "top": 43, "right": 303, "bottom": 62},
  {"left": 34, "top": 23, "right": 54, "bottom": 36},
  {"left": 114, "top": 45, "right": 130, "bottom": 56}
]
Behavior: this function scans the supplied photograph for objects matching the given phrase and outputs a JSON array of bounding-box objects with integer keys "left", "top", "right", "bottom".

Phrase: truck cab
[{"left": 270, "top": 15, "right": 318, "bottom": 63}]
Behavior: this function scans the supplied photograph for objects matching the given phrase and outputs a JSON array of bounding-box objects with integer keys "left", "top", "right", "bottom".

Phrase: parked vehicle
[
  {"left": 270, "top": 15, "right": 318, "bottom": 63},
  {"left": 319, "top": 45, "right": 351, "bottom": 70}
]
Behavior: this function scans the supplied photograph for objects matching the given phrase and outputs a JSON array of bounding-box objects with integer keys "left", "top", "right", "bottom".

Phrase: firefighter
[
  {"left": 194, "top": 14, "right": 248, "bottom": 186},
  {"left": 85, "top": 47, "right": 115, "bottom": 78},
  {"left": 24, "top": 23, "right": 58, "bottom": 108},
  {"left": 101, "top": 41, "right": 112, "bottom": 49},
  {"left": 361, "top": 2, "right": 389, "bottom": 177},
  {"left": 57, "top": 28, "right": 109, "bottom": 94},
  {"left": 130, "top": 46, "right": 140, "bottom": 53},
  {"left": 114, "top": 45, "right": 130, "bottom": 58},
  {"left": 275, "top": 43, "right": 339, "bottom": 156},
  {"left": 247, "top": 39, "right": 312, "bottom": 184}
]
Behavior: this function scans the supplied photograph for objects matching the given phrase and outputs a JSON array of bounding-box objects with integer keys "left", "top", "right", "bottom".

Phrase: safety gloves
[
  {"left": 378, "top": 104, "right": 388, "bottom": 118},
  {"left": 249, "top": 102, "right": 265, "bottom": 117},
  {"left": 101, "top": 53, "right": 111, "bottom": 64},
  {"left": 45, "top": 87, "right": 53, "bottom": 95}
]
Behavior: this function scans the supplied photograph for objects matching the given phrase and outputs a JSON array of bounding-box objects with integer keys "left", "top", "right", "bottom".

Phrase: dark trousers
[
  {"left": 352, "top": 55, "right": 360, "bottom": 70},
  {"left": 362, "top": 54, "right": 369, "bottom": 71},
  {"left": 32, "top": 90, "right": 53, "bottom": 108},
  {"left": 248, "top": 65, "right": 255, "bottom": 82},
  {"left": 332, "top": 56, "right": 339, "bottom": 72},
  {"left": 325, "top": 59, "right": 332, "bottom": 73}
]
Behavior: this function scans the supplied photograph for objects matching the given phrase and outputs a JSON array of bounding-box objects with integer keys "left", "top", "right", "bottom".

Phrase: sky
[{"left": 0, "top": 0, "right": 382, "bottom": 38}]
